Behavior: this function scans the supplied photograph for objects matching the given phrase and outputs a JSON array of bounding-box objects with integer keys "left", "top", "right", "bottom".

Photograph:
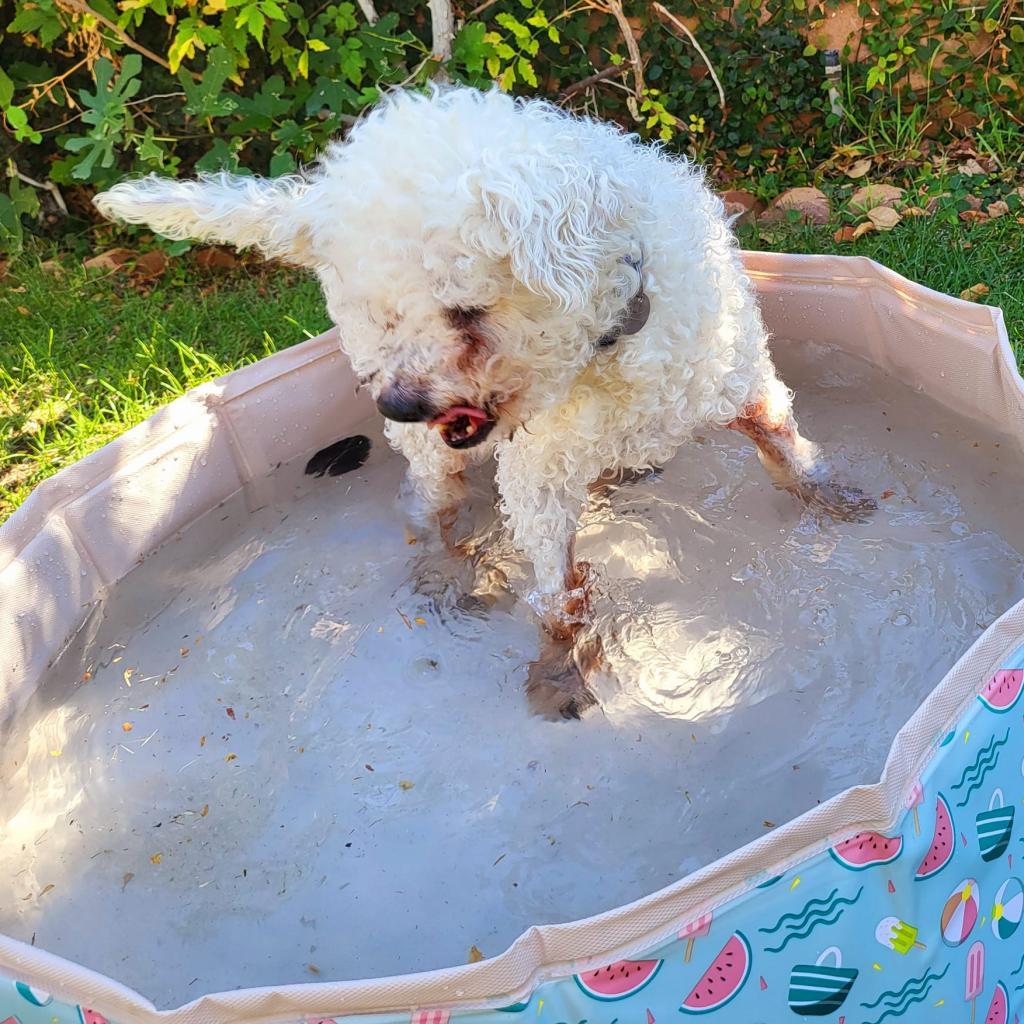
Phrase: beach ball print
[
  {"left": 941, "top": 878, "right": 980, "bottom": 946},
  {"left": 14, "top": 983, "right": 51, "bottom": 1007},
  {"left": 992, "top": 877, "right": 1024, "bottom": 940}
]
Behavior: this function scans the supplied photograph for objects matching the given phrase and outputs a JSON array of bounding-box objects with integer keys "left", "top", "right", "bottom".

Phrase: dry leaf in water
[
  {"left": 150, "top": 853, "right": 162, "bottom": 865},
  {"left": 833, "top": 226, "right": 857, "bottom": 243},
  {"left": 398, "top": 779, "right": 415, "bottom": 791},
  {"left": 959, "top": 283, "right": 990, "bottom": 302},
  {"left": 867, "top": 206, "right": 901, "bottom": 231},
  {"left": 846, "top": 157, "right": 872, "bottom": 179},
  {"left": 468, "top": 945, "right": 485, "bottom": 963},
  {"left": 852, "top": 221, "right": 875, "bottom": 239}
]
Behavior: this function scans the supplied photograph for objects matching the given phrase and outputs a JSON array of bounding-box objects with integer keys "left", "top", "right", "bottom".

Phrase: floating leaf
[{"left": 468, "top": 945, "right": 485, "bottom": 963}]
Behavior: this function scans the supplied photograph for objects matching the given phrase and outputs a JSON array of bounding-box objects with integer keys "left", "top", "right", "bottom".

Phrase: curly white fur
[{"left": 95, "top": 86, "right": 799, "bottom": 602}]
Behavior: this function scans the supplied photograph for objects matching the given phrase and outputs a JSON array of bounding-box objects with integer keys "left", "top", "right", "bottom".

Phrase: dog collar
[{"left": 596, "top": 254, "right": 650, "bottom": 348}]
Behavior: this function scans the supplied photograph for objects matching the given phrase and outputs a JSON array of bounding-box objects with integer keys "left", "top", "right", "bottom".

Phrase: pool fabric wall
[{"left": 1, "top": 253, "right": 1022, "bottom": 1024}]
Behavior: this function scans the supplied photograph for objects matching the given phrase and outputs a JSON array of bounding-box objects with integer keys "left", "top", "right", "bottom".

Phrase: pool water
[{"left": 2, "top": 340, "right": 1023, "bottom": 1008}]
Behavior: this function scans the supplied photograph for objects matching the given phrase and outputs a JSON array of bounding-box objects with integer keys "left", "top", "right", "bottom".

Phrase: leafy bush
[{"left": 1, "top": 0, "right": 1021, "bottom": 252}]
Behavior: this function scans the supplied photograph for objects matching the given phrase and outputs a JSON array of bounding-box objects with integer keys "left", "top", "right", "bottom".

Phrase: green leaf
[
  {"left": 1011, "top": 24, "right": 1024, "bottom": 42},
  {"left": 452, "top": 22, "right": 491, "bottom": 75},
  {"left": 802, "top": 44, "right": 817, "bottom": 57},
  {"left": 517, "top": 56, "right": 537, "bottom": 87},
  {"left": 0, "top": 68, "right": 14, "bottom": 109},
  {"left": 982, "top": 16, "right": 998, "bottom": 32},
  {"left": 297, "top": 48, "right": 309, "bottom": 78},
  {"left": 546, "top": 25, "right": 560, "bottom": 43},
  {"left": 307, "top": 38, "right": 330, "bottom": 51},
  {"left": 486, "top": 55, "right": 501, "bottom": 78}
]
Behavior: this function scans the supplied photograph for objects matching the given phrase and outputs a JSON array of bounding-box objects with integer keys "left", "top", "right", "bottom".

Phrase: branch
[
  {"left": 559, "top": 62, "right": 632, "bottom": 102},
  {"left": 601, "top": 0, "right": 644, "bottom": 97},
  {"left": 467, "top": 0, "right": 501, "bottom": 17},
  {"left": 652, "top": 2, "right": 726, "bottom": 114},
  {"left": 355, "top": 0, "right": 379, "bottom": 24},
  {"left": 428, "top": 0, "right": 455, "bottom": 81},
  {"left": 59, "top": 0, "right": 203, "bottom": 81},
  {"left": 14, "top": 169, "right": 69, "bottom": 215}
]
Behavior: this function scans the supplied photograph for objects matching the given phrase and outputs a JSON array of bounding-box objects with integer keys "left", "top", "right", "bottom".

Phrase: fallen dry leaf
[
  {"left": 16, "top": 306, "right": 29, "bottom": 315},
  {"left": 225, "top": 753, "right": 238, "bottom": 762},
  {"left": 959, "top": 158, "right": 987, "bottom": 176},
  {"left": 959, "top": 283, "right": 990, "bottom": 302},
  {"left": 867, "top": 206, "right": 901, "bottom": 231},
  {"left": 986, "top": 200, "right": 1010, "bottom": 219},
  {"left": 850, "top": 184, "right": 904, "bottom": 213},
  {"left": 133, "top": 250, "right": 168, "bottom": 279},
  {"left": 83, "top": 247, "right": 137, "bottom": 271},
  {"left": 762, "top": 186, "right": 830, "bottom": 226},
  {"left": 901, "top": 206, "right": 928, "bottom": 217},
  {"left": 468, "top": 946, "right": 485, "bottom": 963},
  {"left": 846, "top": 157, "right": 872, "bottom": 179},
  {"left": 833, "top": 226, "right": 857, "bottom": 243},
  {"left": 194, "top": 246, "right": 239, "bottom": 271},
  {"left": 959, "top": 209, "right": 988, "bottom": 223},
  {"left": 39, "top": 259, "right": 64, "bottom": 276},
  {"left": 852, "top": 221, "right": 875, "bottom": 239}
]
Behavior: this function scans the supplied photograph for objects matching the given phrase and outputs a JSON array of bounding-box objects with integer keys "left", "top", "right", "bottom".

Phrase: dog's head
[{"left": 94, "top": 88, "right": 646, "bottom": 448}]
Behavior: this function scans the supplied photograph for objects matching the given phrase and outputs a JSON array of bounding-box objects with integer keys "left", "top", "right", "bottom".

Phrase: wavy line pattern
[
  {"left": 1011, "top": 952, "right": 1024, "bottom": 977},
  {"left": 861, "top": 965, "right": 950, "bottom": 1024},
  {"left": 759, "top": 888, "right": 862, "bottom": 954},
  {"left": 954, "top": 730, "right": 1009, "bottom": 807},
  {"left": 759, "top": 889, "right": 839, "bottom": 934},
  {"left": 861, "top": 966, "right": 950, "bottom": 1010}
]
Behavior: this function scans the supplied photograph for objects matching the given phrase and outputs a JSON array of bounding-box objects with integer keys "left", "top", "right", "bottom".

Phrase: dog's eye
[{"left": 444, "top": 306, "right": 486, "bottom": 329}]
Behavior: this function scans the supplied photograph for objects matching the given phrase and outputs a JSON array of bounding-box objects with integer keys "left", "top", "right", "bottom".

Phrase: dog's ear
[
  {"left": 466, "top": 155, "right": 627, "bottom": 312},
  {"left": 93, "top": 172, "right": 318, "bottom": 266}
]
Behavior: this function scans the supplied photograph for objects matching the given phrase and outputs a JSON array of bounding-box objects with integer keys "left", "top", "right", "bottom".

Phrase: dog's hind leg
[{"left": 729, "top": 375, "right": 875, "bottom": 522}]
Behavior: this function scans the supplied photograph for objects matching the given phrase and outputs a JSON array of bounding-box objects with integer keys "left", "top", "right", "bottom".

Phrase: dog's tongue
[{"left": 429, "top": 406, "right": 490, "bottom": 430}]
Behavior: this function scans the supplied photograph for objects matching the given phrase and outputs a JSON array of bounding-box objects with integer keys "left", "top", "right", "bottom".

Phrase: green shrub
[{"left": 1, "top": 0, "right": 1021, "bottom": 252}]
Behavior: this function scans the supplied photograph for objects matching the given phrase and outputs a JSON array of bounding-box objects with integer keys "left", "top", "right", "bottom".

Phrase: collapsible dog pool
[{"left": 3, "top": 253, "right": 1024, "bottom": 1024}]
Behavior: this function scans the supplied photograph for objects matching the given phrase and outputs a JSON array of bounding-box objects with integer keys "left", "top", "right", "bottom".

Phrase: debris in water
[
  {"left": 226, "top": 753, "right": 237, "bottom": 762},
  {"left": 199, "top": 735, "right": 206, "bottom": 747},
  {"left": 150, "top": 854, "right": 162, "bottom": 865},
  {"left": 40, "top": 884, "right": 55, "bottom": 897},
  {"left": 122, "top": 723, "right": 133, "bottom": 733},
  {"left": 396, "top": 609, "right": 413, "bottom": 630},
  {"left": 308, "top": 964, "right": 320, "bottom": 975},
  {"left": 399, "top": 779, "right": 415, "bottom": 791},
  {"left": 200, "top": 805, "right": 209, "bottom": 818},
  {"left": 122, "top": 873, "right": 134, "bottom": 890},
  {"left": 226, "top": 708, "right": 236, "bottom": 720},
  {"left": 468, "top": 945, "right": 485, "bottom": 963}
]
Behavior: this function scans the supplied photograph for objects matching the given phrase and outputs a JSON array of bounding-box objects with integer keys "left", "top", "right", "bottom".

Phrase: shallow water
[{"left": 2, "top": 340, "right": 1024, "bottom": 1008}]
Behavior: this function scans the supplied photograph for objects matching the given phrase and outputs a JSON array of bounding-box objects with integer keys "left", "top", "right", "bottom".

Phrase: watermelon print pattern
[{"left": 2, "top": 651, "right": 1024, "bottom": 1023}]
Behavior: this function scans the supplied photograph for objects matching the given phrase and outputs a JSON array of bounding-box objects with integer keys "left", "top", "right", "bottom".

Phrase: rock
[
  {"left": 762, "top": 186, "right": 830, "bottom": 225},
  {"left": 721, "top": 189, "right": 765, "bottom": 224},
  {"left": 850, "top": 184, "right": 904, "bottom": 212}
]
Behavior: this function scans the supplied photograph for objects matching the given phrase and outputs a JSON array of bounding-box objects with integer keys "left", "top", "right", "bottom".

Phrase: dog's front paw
[
  {"left": 526, "top": 633, "right": 610, "bottom": 721},
  {"left": 794, "top": 475, "right": 877, "bottom": 524}
]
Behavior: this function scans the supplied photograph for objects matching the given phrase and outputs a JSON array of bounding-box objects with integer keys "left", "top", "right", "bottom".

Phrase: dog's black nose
[{"left": 376, "top": 384, "right": 437, "bottom": 423}]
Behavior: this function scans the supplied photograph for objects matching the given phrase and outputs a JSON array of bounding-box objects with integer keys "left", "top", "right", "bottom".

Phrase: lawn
[{"left": 2, "top": 214, "right": 1023, "bottom": 523}]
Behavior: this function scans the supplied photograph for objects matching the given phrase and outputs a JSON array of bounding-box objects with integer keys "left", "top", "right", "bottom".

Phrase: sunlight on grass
[{"left": 1, "top": 251, "right": 328, "bottom": 521}]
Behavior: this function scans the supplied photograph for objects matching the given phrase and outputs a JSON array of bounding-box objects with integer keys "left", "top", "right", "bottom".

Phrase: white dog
[{"left": 95, "top": 86, "right": 871, "bottom": 717}]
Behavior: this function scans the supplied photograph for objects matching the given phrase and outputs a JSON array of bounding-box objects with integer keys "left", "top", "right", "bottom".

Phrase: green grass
[
  {"left": 1, "top": 250, "right": 328, "bottom": 520},
  {"left": 2, "top": 214, "right": 1023, "bottom": 523}
]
